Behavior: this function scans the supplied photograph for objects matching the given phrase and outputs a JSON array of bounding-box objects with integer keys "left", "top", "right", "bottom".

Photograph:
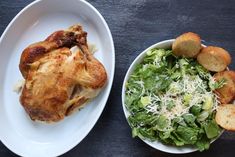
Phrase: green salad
[{"left": 125, "top": 48, "right": 224, "bottom": 151}]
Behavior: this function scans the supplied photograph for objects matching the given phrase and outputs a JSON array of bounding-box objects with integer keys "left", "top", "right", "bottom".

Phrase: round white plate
[
  {"left": 122, "top": 39, "right": 203, "bottom": 154},
  {"left": 0, "top": 0, "right": 115, "bottom": 156}
]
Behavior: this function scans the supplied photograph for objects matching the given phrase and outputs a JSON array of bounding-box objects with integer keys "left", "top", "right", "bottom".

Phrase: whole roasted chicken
[{"left": 19, "top": 25, "right": 107, "bottom": 122}]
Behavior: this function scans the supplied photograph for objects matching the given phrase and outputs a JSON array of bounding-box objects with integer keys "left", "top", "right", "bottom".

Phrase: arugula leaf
[
  {"left": 153, "top": 115, "right": 169, "bottom": 131},
  {"left": 170, "top": 133, "right": 185, "bottom": 146},
  {"left": 183, "top": 114, "right": 198, "bottom": 128},
  {"left": 195, "top": 135, "right": 210, "bottom": 151},
  {"left": 175, "top": 126, "right": 199, "bottom": 144}
]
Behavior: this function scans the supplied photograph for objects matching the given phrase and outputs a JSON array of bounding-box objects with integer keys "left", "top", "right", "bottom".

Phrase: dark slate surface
[{"left": 1, "top": 0, "right": 235, "bottom": 156}]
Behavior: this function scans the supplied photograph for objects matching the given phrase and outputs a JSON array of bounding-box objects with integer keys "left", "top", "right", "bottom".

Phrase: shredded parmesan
[{"left": 143, "top": 74, "right": 219, "bottom": 129}]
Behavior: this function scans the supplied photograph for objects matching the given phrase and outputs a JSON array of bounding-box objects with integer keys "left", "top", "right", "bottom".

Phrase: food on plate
[
  {"left": 213, "top": 71, "right": 235, "bottom": 104},
  {"left": 216, "top": 104, "right": 235, "bottom": 131},
  {"left": 172, "top": 32, "right": 201, "bottom": 58},
  {"left": 197, "top": 46, "right": 231, "bottom": 72},
  {"left": 13, "top": 79, "right": 25, "bottom": 93},
  {"left": 124, "top": 32, "right": 235, "bottom": 151},
  {"left": 19, "top": 24, "right": 107, "bottom": 122}
]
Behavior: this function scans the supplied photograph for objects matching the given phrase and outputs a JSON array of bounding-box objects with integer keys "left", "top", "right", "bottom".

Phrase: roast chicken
[{"left": 19, "top": 25, "right": 107, "bottom": 122}]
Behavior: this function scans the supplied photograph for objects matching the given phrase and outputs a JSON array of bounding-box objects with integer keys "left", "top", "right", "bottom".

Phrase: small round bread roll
[
  {"left": 172, "top": 32, "right": 201, "bottom": 58},
  {"left": 216, "top": 104, "right": 235, "bottom": 131},
  {"left": 213, "top": 70, "right": 235, "bottom": 104},
  {"left": 197, "top": 46, "right": 231, "bottom": 72}
]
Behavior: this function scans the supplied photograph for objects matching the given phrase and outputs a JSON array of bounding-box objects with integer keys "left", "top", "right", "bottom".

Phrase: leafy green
[
  {"left": 195, "top": 135, "right": 210, "bottom": 151},
  {"left": 183, "top": 114, "right": 198, "bottom": 128},
  {"left": 166, "top": 100, "right": 175, "bottom": 111},
  {"left": 204, "top": 120, "right": 221, "bottom": 139},
  {"left": 175, "top": 125, "right": 199, "bottom": 144},
  {"left": 154, "top": 115, "right": 169, "bottom": 131},
  {"left": 202, "top": 96, "right": 213, "bottom": 110},
  {"left": 125, "top": 48, "right": 222, "bottom": 151},
  {"left": 197, "top": 111, "right": 209, "bottom": 122},
  {"left": 190, "top": 105, "right": 202, "bottom": 116},
  {"left": 210, "top": 78, "right": 226, "bottom": 90}
]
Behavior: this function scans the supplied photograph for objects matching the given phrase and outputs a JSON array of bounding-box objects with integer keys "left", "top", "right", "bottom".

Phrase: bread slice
[
  {"left": 213, "top": 71, "right": 235, "bottom": 104},
  {"left": 172, "top": 32, "right": 201, "bottom": 58},
  {"left": 197, "top": 46, "right": 231, "bottom": 72},
  {"left": 216, "top": 104, "right": 235, "bottom": 131}
]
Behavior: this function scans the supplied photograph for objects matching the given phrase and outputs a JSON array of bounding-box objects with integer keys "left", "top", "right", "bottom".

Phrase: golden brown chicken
[{"left": 19, "top": 25, "right": 107, "bottom": 122}]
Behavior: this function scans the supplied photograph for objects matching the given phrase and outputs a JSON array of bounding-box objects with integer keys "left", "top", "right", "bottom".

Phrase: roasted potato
[
  {"left": 216, "top": 104, "right": 235, "bottom": 131},
  {"left": 197, "top": 46, "right": 231, "bottom": 72},
  {"left": 213, "top": 71, "right": 235, "bottom": 104},
  {"left": 172, "top": 32, "right": 201, "bottom": 58}
]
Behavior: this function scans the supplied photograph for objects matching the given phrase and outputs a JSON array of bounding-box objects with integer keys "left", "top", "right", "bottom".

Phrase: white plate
[
  {"left": 0, "top": 0, "right": 115, "bottom": 156},
  {"left": 122, "top": 39, "right": 210, "bottom": 154}
]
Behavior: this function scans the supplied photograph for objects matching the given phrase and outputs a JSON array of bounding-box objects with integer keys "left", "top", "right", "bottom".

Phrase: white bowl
[
  {"left": 122, "top": 39, "right": 200, "bottom": 154},
  {"left": 0, "top": 0, "right": 115, "bottom": 156}
]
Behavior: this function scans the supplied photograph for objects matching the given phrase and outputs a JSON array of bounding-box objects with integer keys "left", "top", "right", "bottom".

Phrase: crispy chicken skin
[{"left": 19, "top": 25, "right": 107, "bottom": 122}]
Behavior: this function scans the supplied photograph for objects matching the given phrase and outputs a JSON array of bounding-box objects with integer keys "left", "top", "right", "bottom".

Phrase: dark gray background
[{"left": 0, "top": 0, "right": 235, "bottom": 156}]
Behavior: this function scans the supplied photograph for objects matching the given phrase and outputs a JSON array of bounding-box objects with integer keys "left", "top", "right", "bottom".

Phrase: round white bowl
[
  {"left": 0, "top": 0, "right": 115, "bottom": 156},
  {"left": 122, "top": 39, "right": 204, "bottom": 154}
]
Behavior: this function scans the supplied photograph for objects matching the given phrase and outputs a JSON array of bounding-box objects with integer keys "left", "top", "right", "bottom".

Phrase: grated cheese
[{"left": 143, "top": 74, "right": 219, "bottom": 128}]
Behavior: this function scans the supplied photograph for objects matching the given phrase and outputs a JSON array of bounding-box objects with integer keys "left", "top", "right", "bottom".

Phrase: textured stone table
[{"left": 0, "top": 0, "right": 235, "bottom": 156}]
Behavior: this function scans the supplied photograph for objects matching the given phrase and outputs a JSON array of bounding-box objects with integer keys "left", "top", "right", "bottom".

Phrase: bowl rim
[{"left": 121, "top": 39, "right": 222, "bottom": 154}]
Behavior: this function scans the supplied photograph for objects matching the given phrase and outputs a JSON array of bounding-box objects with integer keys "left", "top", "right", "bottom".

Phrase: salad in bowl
[{"left": 122, "top": 33, "right": 235, "bottom": 153}]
